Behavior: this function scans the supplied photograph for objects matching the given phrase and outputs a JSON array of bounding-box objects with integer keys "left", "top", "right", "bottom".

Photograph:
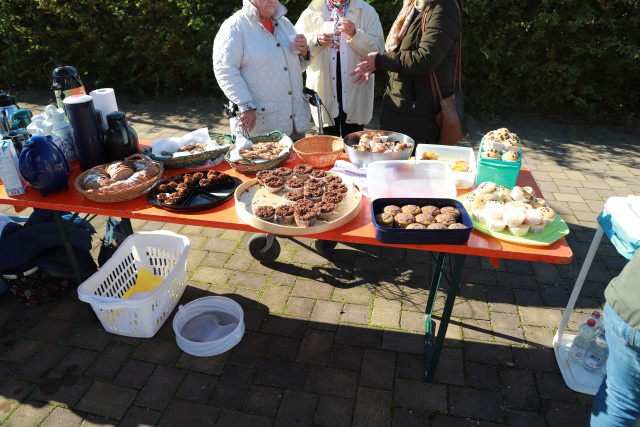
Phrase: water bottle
[
  {"left": 569, "top": 318, "right": 597, "bottom": 360},
  {"left": 584, "top": 329, "right": 608, "bottom": 372},
  {"left": 589, "top": 311, "right": 603, "bottom": 331}
]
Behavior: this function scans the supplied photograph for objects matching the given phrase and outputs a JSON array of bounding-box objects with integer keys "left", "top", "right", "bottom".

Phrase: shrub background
[{"left": 1, "top": 0, "right": 638, "bottom": 122}]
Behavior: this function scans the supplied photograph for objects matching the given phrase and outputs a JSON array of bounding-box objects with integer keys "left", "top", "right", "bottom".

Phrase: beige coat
[{"left": 295, "top": 0, "right": 384, "bottom": 128}]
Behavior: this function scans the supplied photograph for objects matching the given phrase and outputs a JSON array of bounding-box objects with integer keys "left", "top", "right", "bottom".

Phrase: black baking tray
[
  {"left": 371, "top": 198, "right": 473, "bottom": 244},
  {"left": 148, "top": 176, "right": 240, "bottom": 212}
]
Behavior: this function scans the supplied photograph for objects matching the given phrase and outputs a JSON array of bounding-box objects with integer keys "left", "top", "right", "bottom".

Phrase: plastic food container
[
  {"left": 172, "top": 296, "right": 245, "bottom": 357},
  {"left": 415, "top": 144, "right": 477, "bottom": 189},
  {"left": 366, "top": 160, "right": 456, "bottom": 201},
  {"left": 476, "top": 137, "right": 522, "bottom": 188},
  {"left": 371, "top": 198, "right": 473, "bottom": 244},
  {"left": 77, "top": 231, "right": 191, "bottom": 338}
]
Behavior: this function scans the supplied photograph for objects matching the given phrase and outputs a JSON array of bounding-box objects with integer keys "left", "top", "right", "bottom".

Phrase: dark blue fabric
[{"left": 0, "top": 209, "right": 96, "bottom": 276}]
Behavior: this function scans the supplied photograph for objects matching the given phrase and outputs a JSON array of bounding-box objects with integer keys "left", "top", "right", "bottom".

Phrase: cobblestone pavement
[{"left": 1, "top": 90, "right": 639, "bottom": 426}]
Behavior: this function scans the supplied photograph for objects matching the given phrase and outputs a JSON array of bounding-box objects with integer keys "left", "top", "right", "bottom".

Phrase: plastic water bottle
[
  {"left": 584, "top": 329, "right": 608, "bottom": 372},
  {"left": 589, "top": 311, "right": 603, "bottom": 331},
  {"left": 569, "top": 318, "right": 597, "bottom": 360}
]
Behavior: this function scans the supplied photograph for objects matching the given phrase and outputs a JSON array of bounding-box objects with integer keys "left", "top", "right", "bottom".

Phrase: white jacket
[
  {"left": 213, "top": 0, "right": 311, "bottom": 137},
  {"left": 295, "top": 0, "right": 384, "bottom": 128}
]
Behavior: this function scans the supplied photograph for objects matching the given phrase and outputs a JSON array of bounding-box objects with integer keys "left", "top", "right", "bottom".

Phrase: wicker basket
[
  {"left": 293, "top": 135, "right": 344, "bottom": 168},
  {"left": 142, "top": 133, "right": 234, "bottom": 168},
  {"left": 74, "top": 153, "right": 164, "bottom": 203},
  {"left": 224, "top": 131, "right": 291, "bottom": 175}
]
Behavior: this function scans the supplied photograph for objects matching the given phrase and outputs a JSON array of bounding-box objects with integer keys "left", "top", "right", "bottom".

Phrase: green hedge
[{"left": 1, "top": 0, "right": 638, "bottom": 122}]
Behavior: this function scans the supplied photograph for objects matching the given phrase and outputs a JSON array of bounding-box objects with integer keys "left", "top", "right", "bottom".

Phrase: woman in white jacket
[
  {"left": 213, "top": 0, "right": 311, "bottom": 139},
  {"left": 295, "top": 0, "right": 384, "bottom": 137}
]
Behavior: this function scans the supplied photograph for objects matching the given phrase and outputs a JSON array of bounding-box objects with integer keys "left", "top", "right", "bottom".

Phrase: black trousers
[{"left": 322, "top": 51, "right": 364, "bottom": 138}]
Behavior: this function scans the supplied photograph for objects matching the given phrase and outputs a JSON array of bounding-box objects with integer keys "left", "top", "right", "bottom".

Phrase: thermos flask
[{"left": 63, "top": 94, "right": 107, "bottom": 171}]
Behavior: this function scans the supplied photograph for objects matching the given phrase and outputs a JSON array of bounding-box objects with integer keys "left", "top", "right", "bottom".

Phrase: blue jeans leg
[{"left": 590, "top": 303, "right": 640, "bottom": 426}]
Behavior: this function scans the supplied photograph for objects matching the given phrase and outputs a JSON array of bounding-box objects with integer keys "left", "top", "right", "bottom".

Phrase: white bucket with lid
[{"left": 172, "top": 296, "right": 245, "bottom": 357}]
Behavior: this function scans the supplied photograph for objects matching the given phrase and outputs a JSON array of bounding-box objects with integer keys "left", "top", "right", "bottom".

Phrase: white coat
[
  {"left": 295, "top": 0, "right": 384, "bottom": 128},
  {"left": 213, "top": 0, "right": 311, "bottom": 138}
]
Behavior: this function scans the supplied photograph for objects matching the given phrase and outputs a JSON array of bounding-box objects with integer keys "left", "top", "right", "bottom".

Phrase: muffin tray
[
  {"left": 372, "top": 198, "right": 473, "bottom": 245},
  {"left": 234, "top": 172, "right": 362, "bottom": 236},
  {"left": 148, "top": 173, "right": 241, "bottom": 212},
  {"left": 456, "top": 192, "right": 569, "bottom": 246}
]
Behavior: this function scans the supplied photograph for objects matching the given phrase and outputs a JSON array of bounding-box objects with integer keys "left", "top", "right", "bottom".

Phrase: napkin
[
  {"left": 151, "top": 128, "right": 230, "bottom": 157},
  {"left": 329, "top": 160, "right": 369, "bottom": 198}
]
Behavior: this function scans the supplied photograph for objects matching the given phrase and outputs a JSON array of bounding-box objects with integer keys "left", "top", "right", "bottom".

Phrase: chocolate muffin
[
  {"left": 303, "top": 186, "right": 324, "bottom": 201},
  {"left": 322, "top": 191, "right": 343, "bottom": 205},
  {"left": 283, "top": 191, "right": 305, "bottom": 205},
  {"left": 275, "top": 204, "right": 295, "bottom": 224},
  {"left": 314, "top": 201, "right": 336, "bottom": 220},
  {"left": 327, "top": 183, "right": 348, "bottom": 194},
  {"left": 309, "top": 169, "right": 328, "bottom": 181},
  {"left": 294, "top": 207, "right": 317, "bottom": 227},
  {"left": 293, "top": 199, "right": 315, "bottom": 211},
  {"left": 273, "top": 167, "right": 293, "bottom": 179},
  {"left": 264, "top": 176, "right": 285, "bottom": 193},
  {"left": 284, "top": 177, "right": 305, "bottom": 192},
  {"left": 254, "top": 205, "right": 276, "bottom": 222},
  {"left": 324, "top": 175, "right": 343, "bottom": 185},
  {"left": 293, "top": 164, "right": 313, "bottom": 180},
  {"left": 256, "top": 170, "right": 274, "bottom": 186}
]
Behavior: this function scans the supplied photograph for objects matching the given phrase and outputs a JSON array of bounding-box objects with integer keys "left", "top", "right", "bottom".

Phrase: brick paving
[{"left": 0, "top": 90, "right": 639, "bottom": 426}]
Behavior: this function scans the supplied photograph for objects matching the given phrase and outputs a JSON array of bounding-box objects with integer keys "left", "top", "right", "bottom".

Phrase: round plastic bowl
[{"left": 172, "top": 296, "right": 245, "bottom": 357}]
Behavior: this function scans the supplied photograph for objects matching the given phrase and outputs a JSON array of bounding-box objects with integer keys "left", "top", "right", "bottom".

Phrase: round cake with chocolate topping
[
  {"left": 275, "top": 204, "right": 295, "bottom": 224},
  {"left": 256, "top": 170, "right": 275, "bottom": 186},
  {"left": 327, "top": 183, "right": 348, "bottom": 194},
  {"left": 314, "top": 201, "right": 336, "bottom": 220},
  {"left": 303, "top": 186, "right": 324, "bottom": 202},
  {"left": 283, "top": 191, "right": 305, "bottom": 205},
  {"left": 273, "top": 167, "right": 293, "bottom": 180},
  {"left": 322, "top": 191, "right": 343, "bottom": 205},
  {"left": 293, "top": 199, "right": 315, "bottom": 211},
  {"left": 293, "top": 164, "right": 313, "bottom": 180},
  {"left": 309, "top": 169, "right": 328, "bottom": 181},
  {"left": 263, "top": 176, "right": 285, "bottom": 193},
  {"left": 254, "top": 205, "right": 276, "bottom": 222},
  {"left": 284, "top": 177, "right": 305, "bottom": 192},
  {"left": 294, "top": 207, "right": 317, "bottom": 227},
  {"left": 324, "top": 175, "right": 343, "bottom": 185}
]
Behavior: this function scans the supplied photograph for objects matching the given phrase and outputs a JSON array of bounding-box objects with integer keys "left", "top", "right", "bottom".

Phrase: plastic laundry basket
[{"left": 78, "top": 230, "right": 191, "bottom": 338}]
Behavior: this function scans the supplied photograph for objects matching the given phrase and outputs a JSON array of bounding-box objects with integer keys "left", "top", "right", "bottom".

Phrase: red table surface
[{"left": 0, "top": 147, "right": 573, "bottom": 265}]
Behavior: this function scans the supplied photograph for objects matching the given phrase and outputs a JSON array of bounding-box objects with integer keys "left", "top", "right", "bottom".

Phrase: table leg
[
  {"left": 53, "top": 212, "right": 84, "bottom": 285},
  {"left": 424, "top": 253, "right": 466, "bottom": 381}
]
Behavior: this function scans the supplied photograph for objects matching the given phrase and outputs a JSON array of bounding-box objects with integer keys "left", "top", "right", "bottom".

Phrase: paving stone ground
[{"left": 1, "top": 89, "right": 638, "bottom": 426}]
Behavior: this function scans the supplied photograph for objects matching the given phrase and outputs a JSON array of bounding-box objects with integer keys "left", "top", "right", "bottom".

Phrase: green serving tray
[{"left": 457, "top": 192, "right": 570, "bottom": 246}]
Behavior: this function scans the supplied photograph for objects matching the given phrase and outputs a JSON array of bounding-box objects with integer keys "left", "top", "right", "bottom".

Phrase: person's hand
[
  {"left": 338, "top": 18, "right": 356, "bottom": 38},
  {"left": 294, "top": 34, "right": 309, "bottom": 57},
  {"left": 317, "top": 31, "right": 333, "bottom": 47},
  {"left": 238, "top": 109, "right": 256, "bottom": 133},
  {"left": 350, "top": 52, "right": 377, "bottom": 84}
]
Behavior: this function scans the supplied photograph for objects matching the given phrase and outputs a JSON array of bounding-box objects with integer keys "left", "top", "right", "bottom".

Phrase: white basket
[{"left": 78, "top": 231, "right": 191, "bottom": 338}]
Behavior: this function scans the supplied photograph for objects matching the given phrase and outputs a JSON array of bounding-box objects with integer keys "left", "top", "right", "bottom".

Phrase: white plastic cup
[
  {"left": 322, "top": 21, "right": 335, "bottom": 34},
  {"left": 289, "top": 34, "right": 300, "bottom": 54}
]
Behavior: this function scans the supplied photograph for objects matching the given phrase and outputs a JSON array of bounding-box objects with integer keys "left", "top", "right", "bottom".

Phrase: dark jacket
[{"left": 376, "top": 0, "right": 462, "bottom": 144}]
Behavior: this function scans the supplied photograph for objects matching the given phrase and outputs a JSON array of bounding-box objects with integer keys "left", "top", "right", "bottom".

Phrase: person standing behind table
[
  {"left": 590, "top": 250, "right": 640, "bottom": 426},
  {"left": 213, "top": 0, "right": 312, "bottom": 139},
  {"left": 295, "top": 0, "right": 384, "bottom": 137},
  {"left": 351, "top": 0, "right": 462, "bottom": 145}
]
